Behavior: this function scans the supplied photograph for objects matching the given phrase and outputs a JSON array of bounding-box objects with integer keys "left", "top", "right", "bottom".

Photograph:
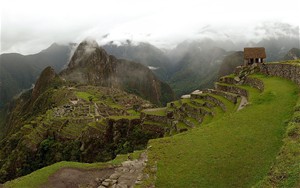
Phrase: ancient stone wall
[
  {"left": 215, "top": 83, "right": 249, "bottom": 98},
  {"left": 259, "top": 63, "right": 300, "bottom": 86},
  {"left": 219, "top": 77, "right": 237, "bottom": 85},
  {"left": 191, "top": 94, "right": 227, "bottom": 111},
  {"left": 243, "top": 77, "right": 264, "bottom": 91},
  {"left": 203, "top": 89, "right": 238, "bottom": 104},
  {"left": 140, "top": 113, "right": 168, "bottom": 124}
]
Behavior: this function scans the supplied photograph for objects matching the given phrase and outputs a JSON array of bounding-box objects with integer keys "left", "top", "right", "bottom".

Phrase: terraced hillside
[
  {"left": 143, "top": 74, "right": 299, "bottom": 187},
  {"left": 2, "top": 62, "right": 300, "bottom": 188}
]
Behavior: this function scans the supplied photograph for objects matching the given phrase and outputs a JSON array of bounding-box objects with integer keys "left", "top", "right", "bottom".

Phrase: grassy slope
[
  {"left": 148, "top": 75, "right": 298, "bottom": 187},
  {"left": 254, "top": 96, "right": 300, "bottom": 187},
  {"left": 3, "top": 150, "right": 143, "bottom": 188}
]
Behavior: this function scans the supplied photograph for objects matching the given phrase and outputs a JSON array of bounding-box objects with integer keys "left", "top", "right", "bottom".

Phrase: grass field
[{"left": 147, "top": 75, "right": 299, "bottom": 187}]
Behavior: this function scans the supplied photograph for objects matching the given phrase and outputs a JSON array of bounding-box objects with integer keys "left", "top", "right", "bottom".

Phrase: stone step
[
  {"left": 190, "top": 99, "right": 215, "bottom": 109},
  {"left": 203, "top": 89, "right": 239, "bottom": 104},
  {"left": 190, "top": 93, "right": 227, "bottom": 111},
  {"left": 180, "top": 102, "right": 213, "bottom": 116},
  {"left": 214, "top": 82, "right": 249, "bottom": 98},
  {"left": 219, "top": 76, "right": 237, "bottom": 85},
  {"left": 219, "top": 76, "right": 264, "bottom": 92}
]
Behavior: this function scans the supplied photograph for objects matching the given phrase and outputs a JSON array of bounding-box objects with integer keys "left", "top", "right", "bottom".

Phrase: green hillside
[
  {"left": 145, "top": 75, "right": 298, "bottom": 187},
  {"left": 2, "top": 65, "right": 300, "bottom": 187}
]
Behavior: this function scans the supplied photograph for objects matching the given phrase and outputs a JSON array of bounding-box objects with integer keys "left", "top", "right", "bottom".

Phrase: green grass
[
  {"left": 75, "top": 91, "right": 96, "bottom": 102},
  {"left": 109, "top": 115, "right": 140, "bottom": 120},
  {"left": 254, "top": 96, "right": 300, "bottom": 188},
  {"left": 127, "top": 109, "right": 140, "bottom": 116},
  {"left": 143, "top": 108, "right": 167, "bottom": 116},
  {"left": 147, "top": 75, "right": 299, "bottom": 188},
  {"left": 3, "top": 150, "right": 144, "bottom": 188}
]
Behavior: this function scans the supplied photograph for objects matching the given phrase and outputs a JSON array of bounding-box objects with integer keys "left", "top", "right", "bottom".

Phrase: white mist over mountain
[{"left": 1, "top": 0, "right": 299, "bottom": 54}]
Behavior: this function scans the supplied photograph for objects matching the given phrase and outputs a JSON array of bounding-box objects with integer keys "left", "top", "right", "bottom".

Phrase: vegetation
[
  {"left": 3, "top": 150, "right": 144, "bottom": 188},
  {"left": 146, "top": 75, "right": 298, "bottom": 187},
  {"left": 143, "top": 108, "right": 167, "bottom": 116},
  {"left": 2, "top": 59, "right": 300, "bottom": 187},
  {"left": 254, "top": 97, "right": 300, "bottom": 188}
]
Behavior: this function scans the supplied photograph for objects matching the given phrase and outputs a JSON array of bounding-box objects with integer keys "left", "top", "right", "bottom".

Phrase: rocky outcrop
[
  {"left": 61, "top": 40, "right": 174, "bottom": 105},
  {"left": 259, "top": 62, "right": 300, "bottom": 86}
]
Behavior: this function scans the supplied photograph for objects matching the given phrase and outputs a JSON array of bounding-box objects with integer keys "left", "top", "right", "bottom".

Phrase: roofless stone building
[{"left": 244, "top": 47, "right": 266, "bottom": 66}]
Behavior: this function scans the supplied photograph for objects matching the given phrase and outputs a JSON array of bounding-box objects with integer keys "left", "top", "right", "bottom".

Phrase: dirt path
[
  {"left": 238, "top": 96, "right": 248, "bottom": 111},
  {"left": 41, "top": 152, "right": 148, "bottom": 188},
  {"left": 41, "top": 168, "right": 115, "bottom": 188}
]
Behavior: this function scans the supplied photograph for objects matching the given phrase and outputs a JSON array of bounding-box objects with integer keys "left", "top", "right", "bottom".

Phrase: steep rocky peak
[
  {"left": 68, "top": 39, "right": 112, "bottom": 69},
  {"left": 31, "top": 66, "right": 56, "bottom": 100}
]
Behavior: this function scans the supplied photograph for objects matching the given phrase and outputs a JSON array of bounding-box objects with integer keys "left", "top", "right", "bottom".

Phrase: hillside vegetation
[
  {"left": 2, "top": 61, "right": 300, "bottom": 187},
  {"left": 145, "top": 75, "right": 298, "bottom": 187}
]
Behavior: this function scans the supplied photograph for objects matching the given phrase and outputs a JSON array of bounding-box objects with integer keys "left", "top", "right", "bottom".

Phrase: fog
[{"left": 1, "top": 0, "right": 299, "bottom": 54}]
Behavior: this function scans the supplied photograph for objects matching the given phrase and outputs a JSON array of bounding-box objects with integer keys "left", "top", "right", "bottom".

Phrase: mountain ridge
[{"left": 61, "top": 40, "right": 174, "bottom": 105}]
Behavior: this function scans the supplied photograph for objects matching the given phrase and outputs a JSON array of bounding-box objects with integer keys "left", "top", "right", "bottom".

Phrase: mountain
[
  {"left": 283, "top": 48, "right": 300, "bottom": 60},
  {"left": 0, "top": 43, "right": 71, "bottom": 108},
  {"left": 103, "top": 41, "right": 174, "bottom": 81},
  {"left": 102, "top": 39, "right": 237, "bottom": 97},
  {"left": 167, "top": 40, "right": 228, "bottom": 96},
  {"left": 61, "top": 40, "right": 174, "bottom": 105},
  {"left": 256, "top": 37, "right": 299, "bottom": 61},
  {"left": 218, "top": 51, "right": 244, "bottom": 77},
  {"left": 0, "top": 66, "right": 157, "bottom": 182}
]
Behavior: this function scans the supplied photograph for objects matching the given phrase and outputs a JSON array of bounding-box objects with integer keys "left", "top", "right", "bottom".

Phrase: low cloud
[{"left": 1, "top": 0, "right": 299, "bottom": 54}]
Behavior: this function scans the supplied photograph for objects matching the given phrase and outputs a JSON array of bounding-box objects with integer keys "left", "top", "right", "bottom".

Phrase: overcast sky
[{"left": 1, "top": 0, "right": 299, "bottom": 54}]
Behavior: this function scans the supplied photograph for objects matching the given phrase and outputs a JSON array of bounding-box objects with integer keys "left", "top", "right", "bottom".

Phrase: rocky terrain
[
  {"left": 61, "top": 40, "right": 174, "bottom": 105},
  {"left": 0, "top": 65, "right": 162, "bottom": 183}
]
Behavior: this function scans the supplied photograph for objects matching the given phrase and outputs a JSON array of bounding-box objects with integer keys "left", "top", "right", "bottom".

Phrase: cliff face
[{"left": 61, "top": 40, "right": 174, "bottom": 105}]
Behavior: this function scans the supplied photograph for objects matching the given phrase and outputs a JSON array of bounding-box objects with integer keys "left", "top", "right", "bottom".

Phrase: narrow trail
[
  {"left": 238, "top": 96, "right": 248, "bottom": 111},
  {"left": 98, "top": 152, "right": 148, "bottom": 188},
  {"left": 42, "top": 152, "right": 148, "bottom": 188}
]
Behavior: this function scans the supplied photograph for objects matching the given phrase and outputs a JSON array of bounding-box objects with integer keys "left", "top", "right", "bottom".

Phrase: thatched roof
[{"left": 244, "top": 47, "right": 266, "bottom": 59}]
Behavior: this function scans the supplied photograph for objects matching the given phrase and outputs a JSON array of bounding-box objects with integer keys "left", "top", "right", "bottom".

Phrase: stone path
[
  {"left": 238, "top": 96, "right": 248, "bottom": 111},
  {"left": 96, "top": 152, "right": 148, "bottom": 188},
  {"left": 41, "top": 152, "right": 148, "bottom": 188}
]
